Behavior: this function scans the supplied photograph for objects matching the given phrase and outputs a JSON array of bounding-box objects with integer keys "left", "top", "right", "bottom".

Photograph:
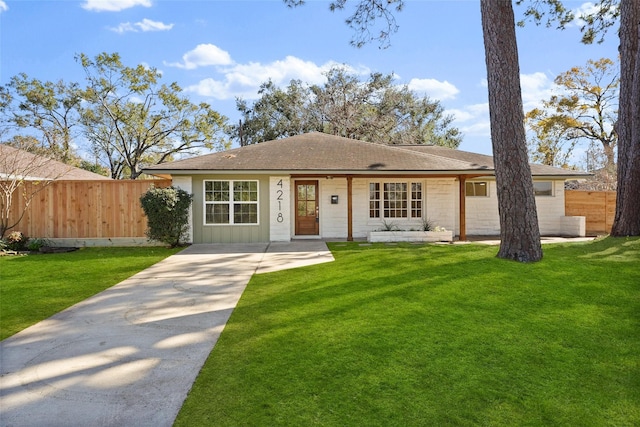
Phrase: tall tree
[
  {"left": 520, "top": 0, "right": 639, "bottom": 236},
  {"left": 284, "top": 0, "right": 541, "bottom": 261},
  {"left": 78, "top": 52, "right": 230, "bottom": 179},
  {"left": 525, "top": 57, "right": 618, "bottom": 181},
  {"left": 233, "top": 66, "right": 461, "bottom": 148},
  {"left": 525, "top": 107, "right": 578, "bottom": 167},
  {"left": 481, "top": 0, "right": 542, "bottom": 262},
  {"left": 234, "top": 79, "right": 317, "bottom": 146},
  {"left": 3, "top": 74, "right": 82, "bottom": 163},
  {"left": 611, "top": 0, "right": 640, "bottom": 236}
]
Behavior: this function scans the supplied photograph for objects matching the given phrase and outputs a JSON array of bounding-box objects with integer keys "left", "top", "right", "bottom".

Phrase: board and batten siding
[
  {"left": 172, "top": 176, "right": 193, "bottom": 243},
  {"left": 189, "top": 174, "right": 270, "bottom": 243}
]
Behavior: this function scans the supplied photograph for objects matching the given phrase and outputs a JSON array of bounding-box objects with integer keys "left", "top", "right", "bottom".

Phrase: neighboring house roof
[
  {"left": 143, "top": 132, "right": 590, "bottom": 178},
  {"left": 0, "top": 145, "right": 112, "bottom": 181}
]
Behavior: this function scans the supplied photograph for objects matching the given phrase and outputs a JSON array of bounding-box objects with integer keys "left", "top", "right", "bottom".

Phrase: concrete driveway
[{"left": 0, "top": 241, "right": 334, "bottom": 427}]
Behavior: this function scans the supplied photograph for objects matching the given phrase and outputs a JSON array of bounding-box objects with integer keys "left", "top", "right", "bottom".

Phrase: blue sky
[{"left": 0, "top": 0, "right": 618, "bottom": 158}]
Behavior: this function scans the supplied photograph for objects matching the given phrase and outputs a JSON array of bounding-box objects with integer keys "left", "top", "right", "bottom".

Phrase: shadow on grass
[{"left": 177, "top": 237, "right": 640, "bottom": 426}]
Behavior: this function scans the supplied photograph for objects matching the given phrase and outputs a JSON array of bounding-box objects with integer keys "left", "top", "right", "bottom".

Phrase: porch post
[
  {"left": 459, "top": 175, "right": 467, "bottom": 241},
  {"left": 347, "top": 175, "right": 353, "bottom": 241}
]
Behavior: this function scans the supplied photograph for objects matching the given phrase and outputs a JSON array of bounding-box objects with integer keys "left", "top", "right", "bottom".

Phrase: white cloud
[
  {"left": 165, "top": 44, "right": 233, "bottom": 70},
  {"left": 570, "top": 2, "right": 599, "bottom": 27},
  {"left": 186, "top": 56, "right": 339, "bottom": 100},
  {"left": 0, "top": 1, "right": 8, "bottom": 13},
  {"left": 447, "top": 72, "right": 555, "bottom": 141},
  {"left": 110, "top": 18, "right": 173, "bottom": 33},
  {"left": 448, "top": 103, "right": 491, "bottom": 137},
  {"left": 520, "top": 71, "right": 555, "bottom": 110},
  {"left": 407, "top": 78, "right": 460, "bottom": 101},
  {"left": 82, "top": 0, "right": 151, "bottom": 12},
  {"left": 110, "top": 22, "right": 136, "bottom": 33},
  {"left": 448, "top": 103, "right": 488, "bottom": 123},
  {"left": 175, "top": 46, "right": 370, "bottom": 100},
  {"left": 135, "top": 18, "right": 173, "bottom": 32}
]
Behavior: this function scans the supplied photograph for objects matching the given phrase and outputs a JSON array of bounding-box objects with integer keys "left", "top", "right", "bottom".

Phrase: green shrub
[
  {"left": 140, "top": 186, "right": 193, "bottom": 247},
  {"left": 27, "top": 238, "right": 49, "bottom": 252}
]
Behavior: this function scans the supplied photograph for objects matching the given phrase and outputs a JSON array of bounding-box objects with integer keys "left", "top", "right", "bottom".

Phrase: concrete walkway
[{"left": 0, "top": 241, "right": 334, "bottom": 427}]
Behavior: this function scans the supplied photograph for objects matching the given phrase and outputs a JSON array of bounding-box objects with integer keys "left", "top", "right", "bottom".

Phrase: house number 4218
[{"left": 276, "top": 179, "right": 284, "bottom": 223}]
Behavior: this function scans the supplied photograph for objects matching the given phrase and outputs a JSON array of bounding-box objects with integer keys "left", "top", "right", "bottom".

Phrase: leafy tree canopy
[
  {"left": 231, "top": 66, "right": 462, "bottom": 148},
  {"left": 525, "top": 57, "right": 618, "bottom": 178},
  {"left": 78, "top": 52, "right": 231, "bottom": 179}
]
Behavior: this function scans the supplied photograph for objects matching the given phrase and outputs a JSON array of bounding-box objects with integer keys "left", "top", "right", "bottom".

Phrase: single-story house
[
  {"left": 0, "top": 145, "right": 112, "bottom": 181},
  {"left": 143, "top": 132, "right": 590, "bottom": 243}
]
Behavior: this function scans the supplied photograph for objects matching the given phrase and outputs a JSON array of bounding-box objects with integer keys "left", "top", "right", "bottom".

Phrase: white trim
[
  {"left": 367, "top": 179, "right": 424, "bottom": 220},
  {"left": 533, "top": 181, "right": 554, "bottom": 197},
  {"left": 203, "top": 179, "right": 260, "bottom": 226},
  {"left": 172, "top": 176, "right": 193, "bottom": 243}
]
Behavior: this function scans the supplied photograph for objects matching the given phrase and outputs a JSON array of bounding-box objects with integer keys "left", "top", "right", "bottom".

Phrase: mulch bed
[{"left": 1, "top": 247, "right": 79, "bottom": 256}]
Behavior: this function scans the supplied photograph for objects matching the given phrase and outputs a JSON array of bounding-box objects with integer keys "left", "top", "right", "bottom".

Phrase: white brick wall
[
  {"left": 269, "top": 176, "right": 291, "bottom": 241},
  {"left": 466, "top": 180, "right": 500, "bottom": 235},
  {"left": 425, "top": 179, "right": 457, "bottom": 232},
  {"left": 352, "top": 178, "right": 458, "bottom": 238},
  {"left": 465, "top": 179, "right": 571, "bottom": 236},
  {"left": 280, "top": 177, "right": 573, "bottom": 240},
  {"left": 319, "top": 178, "right": 348, "bottom": 238}
]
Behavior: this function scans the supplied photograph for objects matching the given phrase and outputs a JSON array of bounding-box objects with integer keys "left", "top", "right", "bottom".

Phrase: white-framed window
[
  {"left": 411, "top": 183, "right": 423, "bottom": 218},
  {"left": 204, "top": 180, "right": 259, "bottom": 225},
  {"left": 369, "top": 183, "right": 381, "bottom": 218},
  {"left": 369, "top": 181, "right": 422, "bottom": 219},
  {"left": 533, "top": 181, "right": 553, "bottom": 196},
  {"left": 466, "top": 181, "right": 488, "bottom": 197}
]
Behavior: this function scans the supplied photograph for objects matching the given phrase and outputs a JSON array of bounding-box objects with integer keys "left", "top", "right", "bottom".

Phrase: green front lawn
[
  {"left": 176, "top": 237, "right": 640, "bottom": 426},
  {"left": 0, "top": 246, "right": 182, "bottom": 340}
]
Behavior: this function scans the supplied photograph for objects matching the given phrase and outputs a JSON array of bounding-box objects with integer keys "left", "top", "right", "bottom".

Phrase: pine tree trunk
[
  {"left": 611, "top": 0, "right": 640, "bottom": 236},
  {"left": 480, "top": 0, "right": 542, "bottom": 262}
]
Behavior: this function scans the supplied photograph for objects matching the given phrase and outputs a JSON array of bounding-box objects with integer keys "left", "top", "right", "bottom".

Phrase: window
[
  {"left": 204, "top": 180, "right": 258, "bottom": 224},
  {"left": 466, "top": 181, "right": 488, "bottom": 197},
  {"left": 384, "top": 183, "right": 407, "bottom": 218},
  {"left": 533, "top": 181, "right": 553, "bottom": 196},
  {"left": 369, "top": 183, "right": 380, "bottom": 218},
  {"left": 411, "top": 183, "right": 422, "bottom": 218},
  {"left": 369, "top": 181, "right": 422, "bottom": 219}
]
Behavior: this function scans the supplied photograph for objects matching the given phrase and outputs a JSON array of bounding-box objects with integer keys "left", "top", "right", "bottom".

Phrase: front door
[{"left": 295, "top": 181, "right": 319, "bottom": 235}]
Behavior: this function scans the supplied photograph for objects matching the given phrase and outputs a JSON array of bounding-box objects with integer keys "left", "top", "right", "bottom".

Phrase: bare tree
[{"left": 0, "top": 144, "right": 72, "bottom": 238}]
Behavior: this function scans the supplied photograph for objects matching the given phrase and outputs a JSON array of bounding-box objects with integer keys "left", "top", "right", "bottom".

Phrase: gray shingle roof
[
  {"left": 0, "top": 145, "right": 112, "bottom": 181},
  {"left": 143, "top": 132, "right": 590, "bottom": 178}
]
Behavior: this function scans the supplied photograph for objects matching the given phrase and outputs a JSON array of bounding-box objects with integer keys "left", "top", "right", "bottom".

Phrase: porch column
[
  {"left": 459, "top": 175, "right": 467, "bottom": 241},
  {"left": 347, "top": 175, "right": 353, "bottom": 241}
]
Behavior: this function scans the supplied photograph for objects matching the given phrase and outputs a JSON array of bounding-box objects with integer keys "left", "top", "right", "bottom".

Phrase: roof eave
[{"left": 142, "top": 168, "right": 497, "bottom": 175}]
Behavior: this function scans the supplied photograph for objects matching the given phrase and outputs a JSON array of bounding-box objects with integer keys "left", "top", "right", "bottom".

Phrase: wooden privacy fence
[
  {"left": 7, "top": 179, "right": 171, "bottom": 239},
  {"left": 565, "top": 190, "right": 616, "bottom": 236}
]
